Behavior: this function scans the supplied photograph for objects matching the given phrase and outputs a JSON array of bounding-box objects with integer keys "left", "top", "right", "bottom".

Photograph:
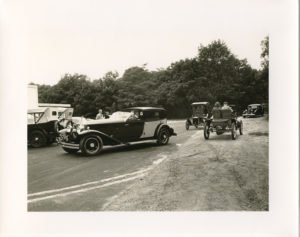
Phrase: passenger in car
[
  {"left": 222, "top": 102, "right": 233, "bottom": 111},
  {"left": 96, "top": 109, "right": 104, "bottom": 119},
  {"left": 221, "top": 102, "right": 234, "bottom": 119},
  {"left": 211, "top": 101, "right": 222, "bottom": 119},
  {"left": 104, "top": 111, "right": 110, "bottom": 119}
]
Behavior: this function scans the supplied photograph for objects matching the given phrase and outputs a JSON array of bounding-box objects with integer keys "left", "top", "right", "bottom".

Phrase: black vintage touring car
[
  {"left": 185, "top": 102, "right": 210, "bottom": 130},
  {"left": 204, "top": 106, "right": 243, "bottom": 140},
  {"left": 28, "top": 107, "right": 73, "bottom": 148},
  {"left": 58, "top": 107, "right": 177, "bottom": 156}
]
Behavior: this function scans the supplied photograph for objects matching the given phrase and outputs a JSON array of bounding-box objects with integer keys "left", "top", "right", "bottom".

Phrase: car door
[
  {"left": 121, "top": 118, "right": 144, "bottom": 142},
  {"left": 113, "top": 110, "right": 143, "bottom": 142},
  {"left": 140, "top": 110, "right": 162, "bottom": 138}
]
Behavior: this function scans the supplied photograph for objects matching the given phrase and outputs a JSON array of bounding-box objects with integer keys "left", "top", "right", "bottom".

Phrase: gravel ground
[{"left": 103, "top": 117, "right": 268, "bottom": 211}]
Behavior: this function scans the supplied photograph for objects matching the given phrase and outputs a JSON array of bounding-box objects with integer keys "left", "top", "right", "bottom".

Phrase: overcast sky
[{"left": 4, "top": 0, "right": 280, "bottom": 85}]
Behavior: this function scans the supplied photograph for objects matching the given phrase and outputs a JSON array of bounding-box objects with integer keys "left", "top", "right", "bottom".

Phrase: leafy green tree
[
  {"left": 258, "top": 36, "right": 269, "bottom": 103},
  {"left": 36, "top": 38, "right": 267, "bottom": 118},
  {"left": 197, "top": 40, "right": 243, "bottom": 102},
  {"left": 261, "top": 36, "right": 269, "bottom": 69},
  {"left": 93, "top": 71, "right": 120, "bottom": 113},
  {"left": 117, "top": 66, "right": 158, "bottom": 108}
]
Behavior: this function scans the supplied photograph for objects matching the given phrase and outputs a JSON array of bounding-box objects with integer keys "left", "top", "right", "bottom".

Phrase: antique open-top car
[
  {"left": 203, "top": 107, "right": 243, "bottom": 140},
  {"left": 28, "top": 107, "right": 73, "bottom": 148},
  {"left": 185, "top": 102, "right": 210, "bottom": 130},
  {"left": 58, "top": 107, "right": 177, "bottom": 156},
  {"left": 243, "top": 104, "right": 264, "bottom": 118}
]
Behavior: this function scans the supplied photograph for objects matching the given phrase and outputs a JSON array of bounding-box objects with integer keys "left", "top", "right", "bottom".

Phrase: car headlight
[
  {"left": 76, "top": 124, "right": 85, "bottom": 131},
  {"left": 76, "top": 124, "right": 90, "bottom": 132},
  {"left": 71, "top": 132, "right": 78, "bottom": 139}
]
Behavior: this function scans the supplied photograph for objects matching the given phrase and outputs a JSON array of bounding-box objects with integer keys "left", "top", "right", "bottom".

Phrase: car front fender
[
  {"left": 155, "top": 124, "right": 176, "bottom": 137},
  {"left": 77, "top": 129, "right": 123, "bottom": 145}
]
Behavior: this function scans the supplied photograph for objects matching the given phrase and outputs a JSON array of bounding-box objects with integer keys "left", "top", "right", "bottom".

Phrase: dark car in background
[
  {"left": 185, "top": 102, "right": 210, "bottom": 130},
  {"left": 243, "top": 104, "right": 264, "bottom": 118},
  {"left": 58, "top": 107, "right": 177, "bottom": 156}
]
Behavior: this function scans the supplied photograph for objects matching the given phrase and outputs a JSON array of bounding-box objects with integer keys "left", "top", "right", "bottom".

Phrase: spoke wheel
[
  {"left": 30, "top": 130, "right": 47, "bottom": 148},
  {"left": 157, "top": 128, "right": 170, "bottom": 145},
  {"left": 80, "top": 135, "right": 103, "bottom": 156},
  {"left": 204, "top": 123, "right": 210, "bottom": 140},
  {"left": 185, "top": 121, "right": 190, "bottom": 130},
  {"left": 239, "top": 121, "right": 243, "bottom": 135},
  {"left": 231, "top": 123, "right": 237, "bottom": 140}
]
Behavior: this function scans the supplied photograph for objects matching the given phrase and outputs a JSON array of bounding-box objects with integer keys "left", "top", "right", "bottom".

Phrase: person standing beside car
[{"left": 96, "top": 109, "right": 104, "bottom": 119}]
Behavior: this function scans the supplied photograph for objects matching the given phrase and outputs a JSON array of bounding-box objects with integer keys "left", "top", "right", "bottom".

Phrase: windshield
[
  {"left": 72, "top": 117, "right": 87, "bottom": 125},
  {"left": 109, "top": 111, "right": 132, "bottom": 121},
  {"left": 27, "top": 112, "right": 44, "bottom": 123},
  {"left": 192, "top": 105, "right": 207, "bottom": 115}
]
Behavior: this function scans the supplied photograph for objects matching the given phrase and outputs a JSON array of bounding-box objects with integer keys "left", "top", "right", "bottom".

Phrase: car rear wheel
[
  {"left": 239, "top": 121, "right": 243, "bottom": 135},
  {"left": 157, "top": 128, "right": 170, "bottom": 145},
  {"left": 204, "top": 123, "right": 210, "bottom": 140},
  {"left": 30, "top": 130, "right": 47, "bottom": 148},
  {"left": 80, "top": 135, "right": 103, "bottom": 156},
  {"left": 231, "top": 123, "right": 237, "bottom": 140},
  {"left": 63, "top": 147, "right": 79, "bottom": 154},
  {"left": 185, "top": 121, "right": 189, "bottom": 130}
]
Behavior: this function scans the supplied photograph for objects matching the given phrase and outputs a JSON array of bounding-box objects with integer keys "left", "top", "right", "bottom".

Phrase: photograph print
[{"left": 27, "top": 0, "right": 269, "bottom": 212}]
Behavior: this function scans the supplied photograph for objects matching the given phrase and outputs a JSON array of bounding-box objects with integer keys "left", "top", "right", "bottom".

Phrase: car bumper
[
  {"left": 60, "top": 142, "right": 80, "bottom": 150},
  {"left": 243, "top": 113, "right": 255, "bottom": 117},
  {"left": 169, "top": 127, "right": 177, "bottom": 136}
]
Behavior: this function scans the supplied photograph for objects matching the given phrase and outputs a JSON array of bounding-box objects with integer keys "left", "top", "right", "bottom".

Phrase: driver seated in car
[
  {"left": 128, "top": 111, "right": 139, "bottom": 120},
  {"left": 221, "top": 102, "right": 234, "bottom": 121},
  {"left": 96, "top": 109, "right": 104, "bottom": 120},
  {"left": 221, "top": 102, "right": 233, "bottom": 111}
]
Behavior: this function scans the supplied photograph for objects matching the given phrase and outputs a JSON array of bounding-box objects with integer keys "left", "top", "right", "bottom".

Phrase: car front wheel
[
  {"left": 231, "top": 123, "right": 237, "bottom": 140},
  {"left": 239, "top": 121, "right": 243, "bottom": 135},
  {"left": 204, "top": 123, "right": 210, "bottom": 140},
  {"left": 185, "top": 121, "right": 189, "bottom": 130},
  {"left": 157, "top": 128, "right": 170, "bottom": 145},
  {"left": 80, "top": 135, "right": 103, "bottom": 156},
  {"left": 30, "top": 130, "right": 47, "bottom": 148}
]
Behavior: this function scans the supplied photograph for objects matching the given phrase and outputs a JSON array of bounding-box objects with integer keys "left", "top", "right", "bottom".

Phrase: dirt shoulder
[{"left": 102, "top": 117, "right": 268, "bottom": 211}]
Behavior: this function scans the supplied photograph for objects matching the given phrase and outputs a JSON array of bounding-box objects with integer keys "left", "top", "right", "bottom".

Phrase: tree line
[{"left": 34, "top": 37, "right": 269, "bottom": 118}]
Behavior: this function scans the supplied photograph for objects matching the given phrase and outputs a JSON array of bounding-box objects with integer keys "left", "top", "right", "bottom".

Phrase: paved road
[
  {"left": 28, "top": 120, "right": 190, "bottom": 211},
  {"left": 28, "top": 118, "right": 268, "bottom": 211}
]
